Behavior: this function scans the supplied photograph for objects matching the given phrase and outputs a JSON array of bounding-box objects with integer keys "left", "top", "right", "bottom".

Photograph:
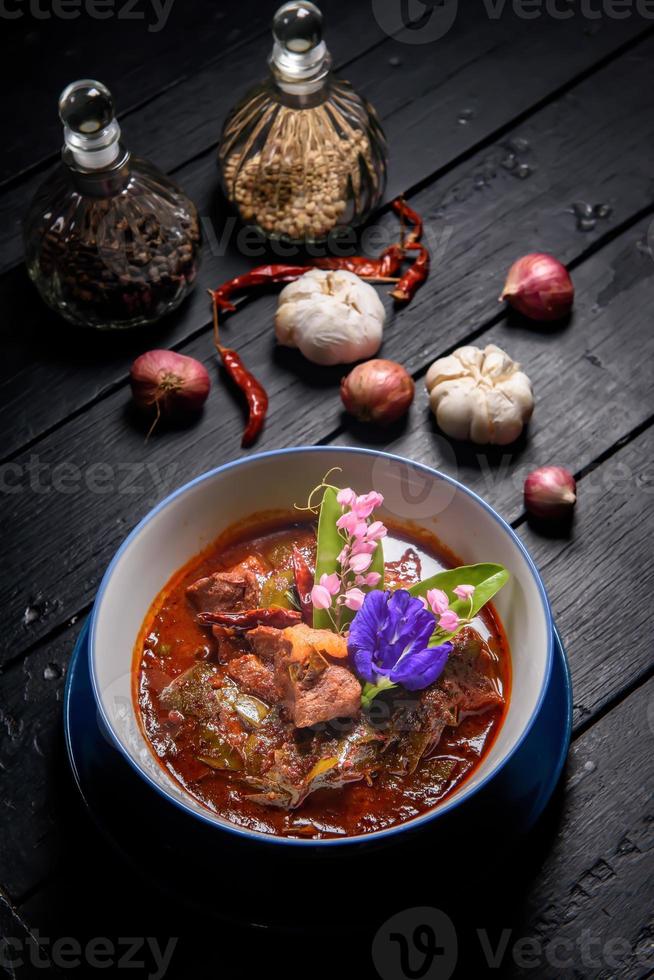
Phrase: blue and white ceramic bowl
[{"left": 89, "top": 446, "right": 553, "bottom": 846}]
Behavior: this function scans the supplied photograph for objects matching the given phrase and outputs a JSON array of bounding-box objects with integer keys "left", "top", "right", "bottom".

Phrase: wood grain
[
  {"left": 2, "top": 33, "right": 653, "bottom": 462},
  {"left": 1, "top": 11, "right": 646, "bottom": 273},
  {"left": 2, "top": 64, "right": 654, "bottom": 659},
  {"left": 0, "top": 424, "right": 651, "bottom": 904}
]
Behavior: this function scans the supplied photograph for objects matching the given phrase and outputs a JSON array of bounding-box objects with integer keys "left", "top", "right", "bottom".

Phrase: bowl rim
[{"left": 89, "top": 445, "right": 554, "bottom": 847}]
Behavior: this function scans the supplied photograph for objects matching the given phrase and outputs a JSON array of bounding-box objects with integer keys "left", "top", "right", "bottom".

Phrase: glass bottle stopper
[
  {"left": 58, "top": 79, "right": 122, "bottom": 170},
  {"left": 270, "top": 1, "right": 329, "bottom": 90}
]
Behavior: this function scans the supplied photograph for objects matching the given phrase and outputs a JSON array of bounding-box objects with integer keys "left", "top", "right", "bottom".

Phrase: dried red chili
[
  {"left": 390, "top": 242, "right": 430, "bottom": 304},
  {"left": 391, "top": 197, "right": 423, "bottom": 245},
  {"left": 198, "top": 607, "right": 302, "bottom": 629},
  {"left": 312, "top": 243, "right": 406, "bottom": 279},
  {"left": 291, "top": 546, "right": 314, "bottom": 624},
  {"left": 207, "top": 197, "right": 430, "bottom": 446},
  {"left": 211, "top": 264, "right": 311, "bottom": 313},
  {"left": 210, "top": 294, "right": 268, "bottom": 447}
]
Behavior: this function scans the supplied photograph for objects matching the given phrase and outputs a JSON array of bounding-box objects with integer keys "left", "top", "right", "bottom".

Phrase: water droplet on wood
[
  {"left": 507, "top": 136, "right": 529, "bottom": 154},
  {"left": 388, "top": 55, "right": 402, "bottom": 67},
  {"left": 23, "top": 606, "right": 40, "bottom": 626},
  {"left": 594, "top": 203, "right": 612, "bottom": 219},
  {"left": 515, "top": 163, "right": 531, "bottom": 179},
  {"left": 457, "top": 108, "right": 474, "bottom": 125}
]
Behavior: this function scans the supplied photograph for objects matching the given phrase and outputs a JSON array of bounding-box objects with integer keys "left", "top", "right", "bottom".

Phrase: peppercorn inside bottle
[
  {"left": 218, "top": 1, "right": 387, "bottom": 243},
  {"left": 24, "top": 80, "right": 202, "bottom": 330}
]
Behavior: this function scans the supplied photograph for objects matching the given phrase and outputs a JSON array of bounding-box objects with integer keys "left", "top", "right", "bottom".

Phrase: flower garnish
[
  {"left": 348, "top": 590, "right": 452, "bottom": 706},
  {"left": 426, "top": 588, "right": 449, "bottom": 615},
  {"left": 310, "top": 482, "right": 387, "bottom": 632}
]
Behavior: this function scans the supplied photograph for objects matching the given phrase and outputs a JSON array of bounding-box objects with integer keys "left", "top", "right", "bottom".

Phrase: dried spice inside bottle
[
  {"left": 218, "top": 2, "right": 387, "bottom": 243},
  {"left": 24, "top": 79, "right": 202, "bottom": 330}
]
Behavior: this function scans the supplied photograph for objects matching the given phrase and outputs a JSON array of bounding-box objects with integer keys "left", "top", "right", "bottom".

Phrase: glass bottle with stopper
[
  {"left": 218, "top": 1, "right": 388, "bottom": 243},
  {"left": 24, "top": 80, "right": 202, "bottom": 330}
]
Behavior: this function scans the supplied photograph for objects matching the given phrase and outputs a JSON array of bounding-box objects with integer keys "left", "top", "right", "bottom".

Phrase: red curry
[{"left": 134, "top": 514, "right": 510, "bottom": 839}]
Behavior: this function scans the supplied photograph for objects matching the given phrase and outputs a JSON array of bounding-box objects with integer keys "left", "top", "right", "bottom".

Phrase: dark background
[{"left": 0, "top": 1, "right": 653, "bottom": 977}]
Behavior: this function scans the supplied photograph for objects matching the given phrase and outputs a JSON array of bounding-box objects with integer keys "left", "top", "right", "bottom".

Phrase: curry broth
[{"left": 133, "top": 513, "right": 511, "bottom": 839}]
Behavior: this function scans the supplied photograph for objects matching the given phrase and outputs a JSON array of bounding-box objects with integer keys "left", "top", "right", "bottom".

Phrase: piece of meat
[
  {"left": 186, "top": 559, "right": 261, "bottom": 614},
  {"left": 289, "top": 665, "right": 362, "bottom": 728},
  {"left": 211, "top": 625, "right": 245, "bottom": 663},
  {"left": 439, "top": 657, "right": 503, "bottom": 713},
  {"left": 247, "top": 625, "right": 288, "bottom": 663},
  {"left": 276, "top": 655, "right": 361, "bottom": 728},
  {"left": 226, "top": 654, "right": 279, "bottom": 703},
  {"left": 246, "top": 622, "right": 355, "bottom": 727},
  {"left": 442, "top": 628, "right": 503, "bottom": 713},
  {"left": 247, "top": 622, "right": 347, "bottom": 664}
]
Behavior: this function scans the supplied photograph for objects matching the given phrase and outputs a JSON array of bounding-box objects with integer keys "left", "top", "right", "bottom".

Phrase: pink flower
[
  {"left": 337, "top": 546, "right": 350, "bottom": 567},
  {"left": 311, "top": 584, "right": 333, "bottom": 610},
  {"left": 427, "top": 588, "right": 449, "bottom": 615},
  {"left": 351, "top": 538, "right": 376, "bottom": 556},
  {"left": 319, "top": 572, "right": 341, "bottom": 596},
  {"left": 366, "top": 520, "right": 387, "bottom": 541},
  {"left": 343, "top": 587, "right": 365, "bottom": 611},
  {"left": 337, "top": 487, "right": 356, "bottom": 507},
  {"left": 349, "top": 552, "right": 373, "bottom": 574},
  {"left": 336, "top": 511, "right": 361, "bottom": 534},
  {"left": 352, "top": 491, "right": 384, "bottom": 519},
  {"left": 438, "top": 609, "right": 459, "bottom": 632},
  {"left": 453, "top": 584, "right": 475, "bottom": 600},
  {"left": 355, "top": 571, "right": 382, "bottom": 587}
]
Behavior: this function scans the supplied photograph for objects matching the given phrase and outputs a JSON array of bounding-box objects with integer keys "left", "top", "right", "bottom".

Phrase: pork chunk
[
  {"left": 211, "top": 625, "right": 245, "bottom": 663},
  {"left": 186, "top": 560, "right": 260, "bottom": 614},
  {"left": 286, "top": 664, "right": 361, "bottom": 728},
  {"left": 246, "top": 623, "right": 359, "bottom": 727},
  {"left": 247, "top": 625, "right": 290, "bottom": 663},
  {"left": 226, "top": 654, "right": 279, "bottom": 703}
]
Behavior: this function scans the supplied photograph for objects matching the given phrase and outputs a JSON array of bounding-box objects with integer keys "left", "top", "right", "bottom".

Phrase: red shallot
[
  {"left": 501, "top": 253, "right": 574, "bottom": 321},
  {"left": 524, "top": 466, "right": 577, "bottom": 519},
  {"left": 130, "top": 349, "right": 210, "bottom": 437},
  {"left": 340, "top": 359, "right": 415, "bottom": 425}
]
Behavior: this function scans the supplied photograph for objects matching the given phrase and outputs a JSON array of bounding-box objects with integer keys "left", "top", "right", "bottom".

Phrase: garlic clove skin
[
  {"left": 524, "top": 466, "right": 577, "bottom": 519},
  {"left": 275, "top": 269, "right": 385, "bottom": 366},
  {"left": 426, "top": 343, "right": 534, "bottom": 445}
]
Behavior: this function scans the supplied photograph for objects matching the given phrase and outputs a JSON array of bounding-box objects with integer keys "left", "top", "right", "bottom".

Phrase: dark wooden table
[{"left": 1, "top": 2, "right": 653, "bottom": 977}]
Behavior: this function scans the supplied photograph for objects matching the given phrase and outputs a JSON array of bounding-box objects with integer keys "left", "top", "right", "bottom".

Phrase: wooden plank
[
  {"left": 518, "top": 425, "right": 654, "bottom": 729},
  {"left": 0, "top": 887, "right": 60, "bottom": 977},
  {"left": 2, "top": 52, "right": 654, "bottom": 656},
  {"left": 1, "top": 31, "right": 653, "bottom": 461},
  {"left": 335, "top": 215, "right": 654, "bottom": 528},
  {"left": 1, "top": 12, "right": 646, "bottom": 272},
  {"left": 0, "top": 621, "right": 83, "bottom": 901},
  {"left": 0, "top": 0, "right": 387, "bottom": 186},
  {"left": 0, "top": 0, "right": 390, "bottom": 270},
  {"left": 9, "top": 669, "right": 654, "bottom": 978},
  {"left": 0, "top": 423, "right": 651, "bottom": 903},
  {"left": 495, "top": 678, "right": 654, "bottom": 978},
  {"left": 0, "top": 0, "right": 270, "bottom": 183}
]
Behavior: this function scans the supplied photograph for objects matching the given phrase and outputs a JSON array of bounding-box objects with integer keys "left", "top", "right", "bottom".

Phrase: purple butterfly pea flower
[{"left": 347, "top": 589, "right": 452, "bottom": 692}]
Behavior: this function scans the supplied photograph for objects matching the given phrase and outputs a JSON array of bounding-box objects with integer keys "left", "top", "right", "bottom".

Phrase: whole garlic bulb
[
  {"left": 426, "top": 344, "right": 534, "bottom": 445},
  {"left": 274, "top": 269, "right": 385, "bottom": 366}
]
